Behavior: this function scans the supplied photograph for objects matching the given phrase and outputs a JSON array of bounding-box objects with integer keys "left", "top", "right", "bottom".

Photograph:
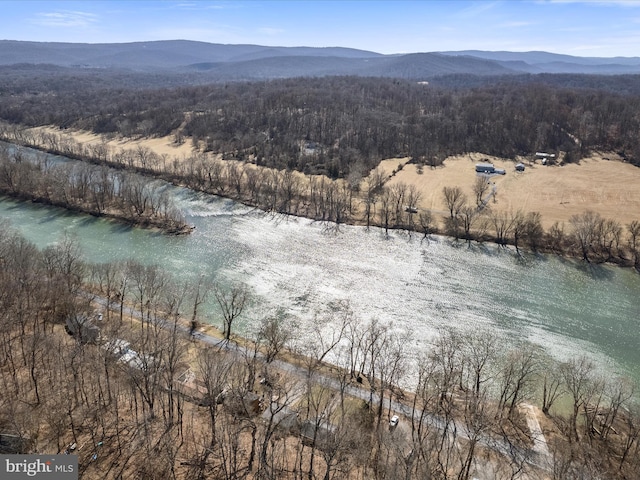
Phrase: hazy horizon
[{"left": 2, "top": 1, "right": 640, "bottom": 58}]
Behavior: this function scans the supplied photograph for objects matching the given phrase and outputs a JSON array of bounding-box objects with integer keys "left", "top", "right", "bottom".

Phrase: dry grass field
[
  {"left": 58, "top": 127, "right": 196, "bottom": 160},
  {"left": 378, "top": 152, "right": 640, "bottom": 229}
]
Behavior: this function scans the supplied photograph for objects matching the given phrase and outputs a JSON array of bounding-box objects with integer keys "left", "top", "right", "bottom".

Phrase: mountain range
[{"left": 1, "top": 39, "right": 639, "bottom": 79}]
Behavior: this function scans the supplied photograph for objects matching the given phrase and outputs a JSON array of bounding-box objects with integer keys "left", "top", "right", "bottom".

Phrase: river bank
[
  {"left": 0, "top": 139, "right": 194, "bottom": 235},
  {"left": 3, "top": 125, "right": 640, "bottom": 270}
]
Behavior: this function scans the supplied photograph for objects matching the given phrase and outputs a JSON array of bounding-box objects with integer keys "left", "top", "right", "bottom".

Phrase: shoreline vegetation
[
  {"left": 0, "top": 138, "right": 193, "bottom": 235},
  {"left": 1, "top": 223, "right": 640, "bottom": 479},
  {"left": 1, "top": 125, "right": 639, "bottom": 270}
]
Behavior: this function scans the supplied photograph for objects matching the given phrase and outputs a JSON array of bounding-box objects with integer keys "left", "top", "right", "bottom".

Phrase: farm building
[
  {"left": 476, "top": 163, "right": 505, "bottom": 175},
  {"left": 476, "top": 163, "right": 495, "bottom": 173}
]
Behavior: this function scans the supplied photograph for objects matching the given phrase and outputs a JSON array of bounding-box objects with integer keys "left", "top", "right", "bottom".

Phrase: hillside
[
  {"left": 440, "top": 50, "right": 640, "bottom": 74},
  {"left": 1, "top": 39, "right": 640, "bottom": 78}
]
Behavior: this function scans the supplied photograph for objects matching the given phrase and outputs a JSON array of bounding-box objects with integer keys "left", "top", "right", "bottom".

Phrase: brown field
[
  {"left": 62, "top": 127, "right": 196, "bottom": 159},
  {"left": 28, "top": 127, "right": 640, "bottom": 230},
  {"left": 378, "top": 152, "right": 640, "bottom": 229}
]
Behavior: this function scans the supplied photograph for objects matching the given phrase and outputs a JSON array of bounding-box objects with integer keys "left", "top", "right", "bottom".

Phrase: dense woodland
[
  {"left": 1, "top": 225, "right": 640, "bottom": 479},
  {"left": 1, "top": 71, "right": 640, "bottom": 178}
]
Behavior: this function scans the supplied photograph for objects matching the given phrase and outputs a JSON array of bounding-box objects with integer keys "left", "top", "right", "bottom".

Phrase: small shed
[{"left": 515, "top": 163, "right": 525, "bottom": 172}]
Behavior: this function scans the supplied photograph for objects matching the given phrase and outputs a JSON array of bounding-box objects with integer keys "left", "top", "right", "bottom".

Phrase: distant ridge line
[{"left": 1, "top": 40, "right": 639, "bottom": 78}]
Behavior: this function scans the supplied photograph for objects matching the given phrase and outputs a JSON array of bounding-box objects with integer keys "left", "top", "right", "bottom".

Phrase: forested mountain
[
  {"left": 2, "top": 39, "right": 640, "bottom": 78},
  {"left": 0, "top": 40, "right": 382, "bottom": 69},
  {"left": 440, "top": 50, "right": 640, "bottom": 74}
]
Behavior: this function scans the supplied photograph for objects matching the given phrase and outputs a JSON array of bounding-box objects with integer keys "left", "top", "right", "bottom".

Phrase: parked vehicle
[{"left": 389, "top": 415, "right": 399, "bottom": 427}]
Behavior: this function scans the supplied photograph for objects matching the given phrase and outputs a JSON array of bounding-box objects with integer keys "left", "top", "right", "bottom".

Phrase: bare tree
[
  {"left": 390, "top": 182, "right": 408, "bottom": 227},
  {"left": 627, "top": 220, "right": 640, "bottom": 267},
  {"left": 258, "top": 312, "right": 293, "bottom": 363},
  {"left": 442, "top": 186, "right": 467, "bottom": 220},
  {"left": 404, "top": 184, "right": 422, "bottom": 233},
  {"left": 301, "top": 301, "right": 352, "bottom": 371},
  {"left": 214, "top": 283, "right": 249, "bottom": 341},
  {"left": 198, "top": 346, "right": 232, "bottom": 452},
  {"left": 362, "top": 167, "right": 385, "bottom": 229},
  {"left": 461, "top": 330, "right": 497, "bottom": 397},
  {"left": 257, "top": 373, "right": 299, "bottom": 478},
  {"left": 378, "top": 187, "right": 393, "bottom": 235},
  {"left": 541, "top": 365, "right": 564, "bottom": 416},
  {"left": 569, "top": 211, "right": 601, "bottom": 262},
  {"left": 418, "top": 210, "right": 434, "bottom": 239},
  {"left": 491, "top": 210, "right": 515, "bottom": 246},
  {"left": 595, "top": 218, "right": 622, "bottom": 262},
  {"left": 497, "top": 345, "right": 539, "bottom": 419},
  {"left": 189, "top": 276, "right": 210, "bottom": 336},
  {"left": 524, "top": 211, "right": 544, "bottom": 252},
  {"left": 473, "top": 176, "right": 491, "bottom": 209},
  {"left": 225, "top": 161, "right": 245, "bottom": 198},
  {"left": 561, "top": 356, "right": 595, "bottom": 442},
  {"left": 459, "top": 205, "right": 479, "bottom": 243},
  {"left": 547, "top": 221, "right": 567, "bottom": 254}
]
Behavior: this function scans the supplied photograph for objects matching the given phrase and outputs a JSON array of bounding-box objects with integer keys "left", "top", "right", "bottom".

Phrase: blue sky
[{"left": 2, "top": 1, "right": 640, "bottom": 57}]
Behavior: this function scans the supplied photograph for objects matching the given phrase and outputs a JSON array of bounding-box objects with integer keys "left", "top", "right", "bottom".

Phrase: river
[{"left": 1, "top": 154, "right": 639, "bottom": 387}]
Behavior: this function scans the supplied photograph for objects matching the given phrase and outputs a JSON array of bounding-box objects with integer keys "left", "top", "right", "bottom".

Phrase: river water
[{"left": 1, "top": 159, "right": 639, "bottom": 386}]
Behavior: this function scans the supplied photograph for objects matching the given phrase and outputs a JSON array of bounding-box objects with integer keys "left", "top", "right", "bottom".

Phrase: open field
[
  {"left": 65, "top": 127, "right": 195, "bottom": 160},
  {"left": 26, "top": 127, "right": 640, "bottom": 230},
  {"left": 379, "top": 152, "right": 640, "bottom": 230}
]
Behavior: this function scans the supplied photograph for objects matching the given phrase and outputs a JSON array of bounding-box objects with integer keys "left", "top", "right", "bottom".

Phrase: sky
[{"left": 2, "top": 0, "right": 640, "bottom": 57}]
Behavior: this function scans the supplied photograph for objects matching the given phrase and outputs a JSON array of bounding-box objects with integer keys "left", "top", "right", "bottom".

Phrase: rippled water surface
[{"left": 2, "top": 180, "right": 639, "bottom": 385}]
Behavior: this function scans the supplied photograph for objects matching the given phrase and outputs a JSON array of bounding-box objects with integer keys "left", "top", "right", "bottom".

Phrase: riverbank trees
[
  {"left": 4, "top": 128, "right": 640, "bottom": 268},
  {"left": 0, "top": 142, "right": 190, "bottom": 234}
]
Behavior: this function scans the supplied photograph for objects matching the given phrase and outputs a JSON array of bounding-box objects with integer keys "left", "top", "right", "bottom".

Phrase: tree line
[
  {"left": 440, "top": 184, "right": 640, "bottom": 267},
  {"left": 0, "top": 142, "right": 190, "bottom": 234},
  {"left": 2, "top": 74, "right": 640, "bottom": 180},
  {"left": 1, "top": 225, "right": 640, "bottom": 479}
]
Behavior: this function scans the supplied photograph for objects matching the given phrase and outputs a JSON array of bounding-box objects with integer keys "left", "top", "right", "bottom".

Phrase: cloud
[
  {"left": 456, "top": 1, "right": 501, "bottom": 18},
  {"left": 174, "top": 1, "right": 241, "bottom": 10},
  {"left": 32, "top": 11, "right": 98, "bottom": 28}
]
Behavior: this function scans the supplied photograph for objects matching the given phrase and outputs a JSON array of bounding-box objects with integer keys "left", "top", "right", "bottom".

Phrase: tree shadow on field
[{"left": 512, "top": 250, "right": 548, "bottom": 269}]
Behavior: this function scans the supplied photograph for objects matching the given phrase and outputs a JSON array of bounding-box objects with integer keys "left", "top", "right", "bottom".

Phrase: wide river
[{"left": 1, "top": 163, "right": 639, "bottom": 387}]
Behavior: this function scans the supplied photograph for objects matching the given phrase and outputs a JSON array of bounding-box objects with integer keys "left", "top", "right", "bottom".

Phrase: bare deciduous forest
[{"left": 1, "top": 72, "right": 640, "bottom": 176}]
